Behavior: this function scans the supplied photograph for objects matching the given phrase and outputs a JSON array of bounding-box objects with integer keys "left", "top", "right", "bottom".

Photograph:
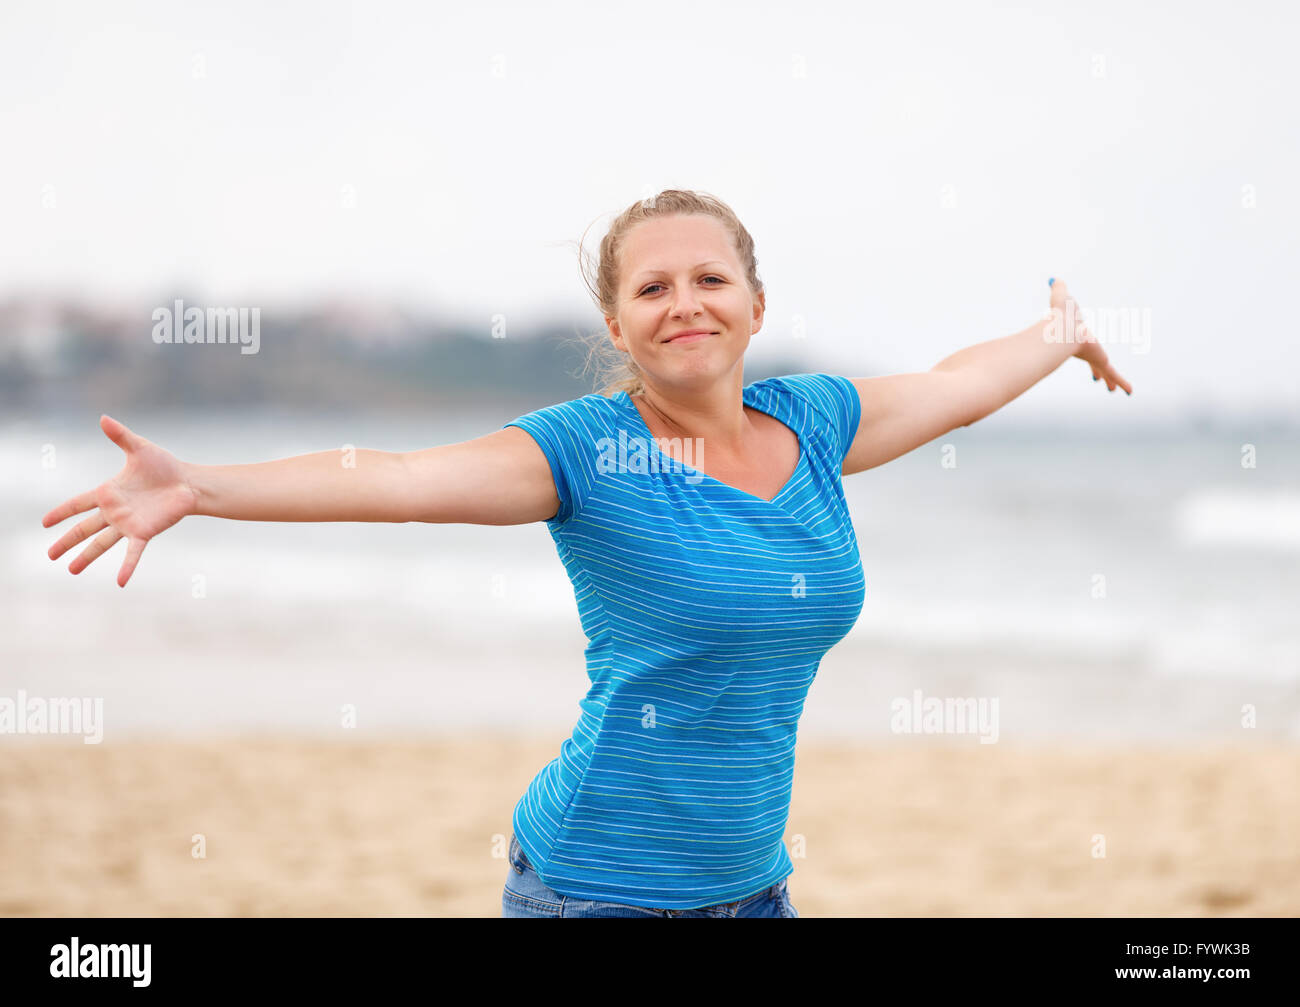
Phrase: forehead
[{"left": 622, "top": 214, "right": 737, "bottom": 279}]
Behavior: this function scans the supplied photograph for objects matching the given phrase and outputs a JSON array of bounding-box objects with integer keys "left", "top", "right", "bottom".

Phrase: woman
[{"left": 43, "top": 189, "right": 1131, "bottom": 918}]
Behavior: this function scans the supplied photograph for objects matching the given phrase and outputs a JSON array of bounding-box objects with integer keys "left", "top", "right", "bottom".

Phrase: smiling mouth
[{"left": 664, "top": 331, "right": 718, "bottom": 344}]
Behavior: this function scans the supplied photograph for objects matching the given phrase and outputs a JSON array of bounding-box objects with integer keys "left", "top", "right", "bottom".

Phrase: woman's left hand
[{"left": 1050, "top": 278, "right": 1133, "bottom": 396}]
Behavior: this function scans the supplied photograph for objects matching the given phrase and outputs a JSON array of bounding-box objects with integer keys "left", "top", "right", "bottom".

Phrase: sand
[{"left": 1, "top": 734, "right": 1296, "bottom": 916}]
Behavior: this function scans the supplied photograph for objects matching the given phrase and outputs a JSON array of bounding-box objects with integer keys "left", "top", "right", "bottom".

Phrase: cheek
[{"left": 722, "top": 289, "right": 754, "bottom": 314}]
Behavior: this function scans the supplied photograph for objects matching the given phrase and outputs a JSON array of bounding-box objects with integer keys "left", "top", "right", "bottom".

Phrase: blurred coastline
[{"left": 0, "top": 295, "right": 813, "bottom": 416}]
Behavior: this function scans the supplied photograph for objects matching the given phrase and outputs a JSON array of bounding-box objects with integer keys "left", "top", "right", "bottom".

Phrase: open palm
[{"left": 43, "top": 415, "right": 197, "bottom": 586}]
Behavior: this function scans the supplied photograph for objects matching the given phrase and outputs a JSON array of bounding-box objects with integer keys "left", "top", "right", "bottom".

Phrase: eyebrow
[{"left": 632, "top": 260, "right": 730, "bottom": 283}]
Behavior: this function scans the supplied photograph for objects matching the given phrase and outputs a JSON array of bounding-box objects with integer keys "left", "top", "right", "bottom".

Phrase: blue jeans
[{"left": 501, "top": 833, "right": 800, "bottom": 918}]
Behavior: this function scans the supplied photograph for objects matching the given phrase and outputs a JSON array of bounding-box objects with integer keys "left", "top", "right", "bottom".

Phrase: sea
[{"left": 3, "top": 407, "right": 1298, "bottom": 743}]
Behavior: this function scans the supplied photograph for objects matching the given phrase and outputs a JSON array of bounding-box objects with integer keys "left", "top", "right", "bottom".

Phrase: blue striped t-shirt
[{"left": 501, "top": 372, "right": 865, "bottom": 909}]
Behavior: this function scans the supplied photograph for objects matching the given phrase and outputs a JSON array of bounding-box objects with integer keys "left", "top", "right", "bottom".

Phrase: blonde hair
[{"left": 573, "top": 190, "right": 764, "bottom": 397}]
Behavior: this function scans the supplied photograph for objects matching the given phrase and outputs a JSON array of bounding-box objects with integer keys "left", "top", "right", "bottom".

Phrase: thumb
[
  {"left": 1048, "top": 276, "right": 1070, "bottom": 311},
  {"left": 100, "top": 414, "right": 139, "bottom": 453}
]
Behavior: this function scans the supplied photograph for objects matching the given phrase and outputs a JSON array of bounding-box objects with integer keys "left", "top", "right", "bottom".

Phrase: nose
[{"left": 669, "top": 286, "right": 704, "bottom": 321}]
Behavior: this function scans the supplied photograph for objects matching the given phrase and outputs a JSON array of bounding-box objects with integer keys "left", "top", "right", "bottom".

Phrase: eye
[{"left": 638, "top": 276, "right": 726, "bottom": 296}]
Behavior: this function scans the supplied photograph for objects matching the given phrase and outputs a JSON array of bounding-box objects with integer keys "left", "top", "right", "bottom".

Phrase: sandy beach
[{"left": 1, "top": 733, "right": 1295, "bottom": 917}]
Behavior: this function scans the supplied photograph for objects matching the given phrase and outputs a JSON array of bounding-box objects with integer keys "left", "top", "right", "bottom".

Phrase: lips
[{"left": 664, "top": 330, "right": 717, "bottom": 344}]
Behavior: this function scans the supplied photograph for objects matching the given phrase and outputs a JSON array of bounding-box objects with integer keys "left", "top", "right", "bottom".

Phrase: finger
[
  {"left": 117, "top": 537, "right": 148, "bottom": 588},
  {"left": 49, "top": 513, "right": 108, "bottom": 560},
  {"left": 69, "top": 526, "right": 123, "bottom": 575},
  {"left": 42, "top": 489, "right": 99, "bottom": 528},
  {"left": 1111, "top": 368, "right": 1133, "bottom": 396},
  {"left": 100, "top": 414, "right": 139, "bottom": 453}
]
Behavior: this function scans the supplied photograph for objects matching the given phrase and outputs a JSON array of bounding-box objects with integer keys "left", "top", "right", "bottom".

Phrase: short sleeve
[
  {"left": 502, "top": 394, "right": 608, "bottom": 525},
  {"left": 769, "top": 373, "right": 861, "bottom": 466}
]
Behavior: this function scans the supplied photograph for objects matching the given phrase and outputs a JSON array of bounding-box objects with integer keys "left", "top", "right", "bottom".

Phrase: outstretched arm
[
  {"left": 186, "top": 427, "right": 558, "bottom": 525},
  {"left": 43, "top": 417, "right": 560, "bottom": 586},
  {"left": 841, "top": 279, "right": 1132, "bottom": 475}
]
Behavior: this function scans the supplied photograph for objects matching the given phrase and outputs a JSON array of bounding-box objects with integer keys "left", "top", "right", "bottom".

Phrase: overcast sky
[{"left": 2, "top": 1, "right": 1296, "bottom": 422}]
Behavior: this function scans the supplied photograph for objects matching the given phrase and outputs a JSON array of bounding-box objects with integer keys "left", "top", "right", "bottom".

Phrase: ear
[
  {"left": 606, "top": 317, "right": 625, "bottom": 353},
  {"left": 751, "top": 289, "right": 765, "bottom": 332}
]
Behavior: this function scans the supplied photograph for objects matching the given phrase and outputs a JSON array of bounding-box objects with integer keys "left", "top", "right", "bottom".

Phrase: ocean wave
[{"left": 1175, "top": 487, "right": 1300, "bottom": 551}]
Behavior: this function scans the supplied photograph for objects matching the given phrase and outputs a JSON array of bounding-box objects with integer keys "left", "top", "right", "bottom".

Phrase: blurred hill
[{"left": 0, "top": 296, "right": 812, "bottom": 416}]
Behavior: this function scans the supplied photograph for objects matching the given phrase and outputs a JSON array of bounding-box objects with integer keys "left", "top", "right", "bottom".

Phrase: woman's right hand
[{"left": 43, "top": 415, "right": 198, "bottom": 587}]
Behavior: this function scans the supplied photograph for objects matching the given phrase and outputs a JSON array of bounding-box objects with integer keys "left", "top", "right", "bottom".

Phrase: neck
[{"left": 633, "top": 379, "right": 751, "bottom": 459}]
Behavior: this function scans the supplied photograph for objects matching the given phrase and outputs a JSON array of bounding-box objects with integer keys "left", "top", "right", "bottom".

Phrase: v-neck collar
[{"left": 616, "top": 383, "right": 806, "bottom": 506}]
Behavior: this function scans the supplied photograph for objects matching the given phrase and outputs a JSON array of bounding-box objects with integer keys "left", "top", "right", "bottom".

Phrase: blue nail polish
[{"left": 1048, "top": 277, "right": 1055, "bottom": 287}]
